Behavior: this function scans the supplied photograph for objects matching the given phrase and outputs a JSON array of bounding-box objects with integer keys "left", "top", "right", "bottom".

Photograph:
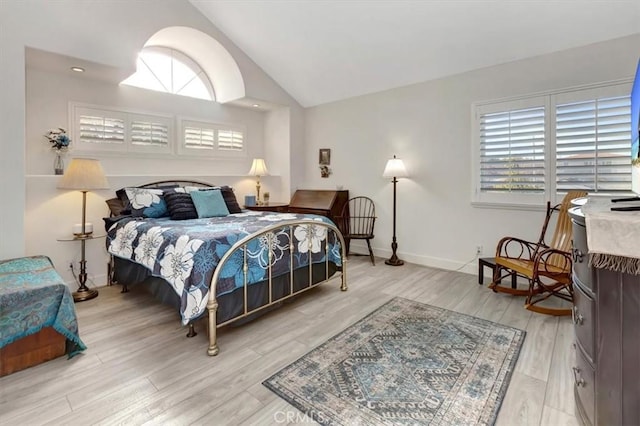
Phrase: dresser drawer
[
  {"left": 572, "top": 220, "right": 594, "bottom": 291},
  {"left": 573, "top": 279, "right": 595, "bottom": 363},
  {"left": 574, "top": 343, "right": 596, "bottom": 426}
]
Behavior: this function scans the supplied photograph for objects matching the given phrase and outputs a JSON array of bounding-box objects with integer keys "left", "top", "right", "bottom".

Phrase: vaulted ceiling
[{"left": 191, "top": 0, "right": 640, "bottom": 107}]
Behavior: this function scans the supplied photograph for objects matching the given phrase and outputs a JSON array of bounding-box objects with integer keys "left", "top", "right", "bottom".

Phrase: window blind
[
  {"left": 130, "top": 120, "right": 169, "bottom": 147},
  {"left": 184, "top": 126, "right": 215, "bottom": 149},
  {"left": 479, "top": 106, "right": 546, "bottom": 193},
  {"left": 78, "top": 115, "right": 125, "bottom": 144},
  {"left": 218, "top": 129, "right": 244, "bottom": 151},
  {"left": 556, "top": 96, "right": 631, "bottom": 193}
]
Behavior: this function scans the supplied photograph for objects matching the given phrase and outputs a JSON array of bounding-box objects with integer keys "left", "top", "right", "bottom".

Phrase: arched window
[{"left": 121, "top": 46, "right": 215, "bottom": 101}]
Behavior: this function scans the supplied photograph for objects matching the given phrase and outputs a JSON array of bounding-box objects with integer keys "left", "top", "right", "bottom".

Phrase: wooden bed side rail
[{"left": 206, "top": 220, "right": 348, "bottom": 356}]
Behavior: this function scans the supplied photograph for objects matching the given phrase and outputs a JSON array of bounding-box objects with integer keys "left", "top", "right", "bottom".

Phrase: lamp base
[
  {"left": 385, "top": 257, "right": 405, "bottom": 266},
  {"left": 73, "top": 287, "right": 99, "bottom": 302},
  {"left": 386, "top": 239, "right": 404, "bottom": 266}
]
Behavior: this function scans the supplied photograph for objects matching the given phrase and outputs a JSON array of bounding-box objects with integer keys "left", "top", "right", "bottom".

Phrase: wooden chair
[
  {"left": 338, "top": 197, "right": 376, "bottom": 265},
  {"left": 490, "top": 190, "right": 587, "bottom": 315}
]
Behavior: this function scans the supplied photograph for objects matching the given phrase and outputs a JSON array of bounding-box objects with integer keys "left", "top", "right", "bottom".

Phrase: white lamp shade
[
  {"left": 57, "top": 158, "right": 110, "bottom": 190},
  {"left": 248, "top": 158, "right": 269, "bottom": 176},
  {"left": 383, "top": 156, "right": 408, "bottom": 178}
]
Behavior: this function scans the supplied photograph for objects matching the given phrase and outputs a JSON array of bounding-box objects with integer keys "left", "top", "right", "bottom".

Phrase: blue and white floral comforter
[{"left": 107, "top": 211, "right": 342, "bottom": 324}]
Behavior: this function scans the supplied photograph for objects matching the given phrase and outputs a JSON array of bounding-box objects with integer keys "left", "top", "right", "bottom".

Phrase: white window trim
[
  {"left": 121, "top": 46, "right": 215, "bottom": 101},
  {"left": 71, "top": 104, "right": 127, "bottom": 153},
  {"left": 70, "top": 102, "right": 174, "bottom": 157},
  {"left": 177, "top": 116, "right": 247, "bottom": 158},
  {"left": 471, "top": 79, "right": 633, "bottom": 209}
]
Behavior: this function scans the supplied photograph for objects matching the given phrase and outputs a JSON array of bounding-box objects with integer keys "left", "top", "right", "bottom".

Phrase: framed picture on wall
[{"left": 319, "top": 148, "right": 331, "bottom": 165}]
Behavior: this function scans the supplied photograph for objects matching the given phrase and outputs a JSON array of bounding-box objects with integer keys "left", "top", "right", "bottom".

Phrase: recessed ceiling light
[
  {"left": 71, "top": 66, "right": 85, "bottom": 73},
  {"left": 252, "top": 104, "right": 260, "bottom": 108}
]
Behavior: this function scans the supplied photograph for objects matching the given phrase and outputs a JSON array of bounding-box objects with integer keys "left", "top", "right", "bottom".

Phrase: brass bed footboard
[{"left": 206, "top": 220, "right": 347, "bottom": 356}]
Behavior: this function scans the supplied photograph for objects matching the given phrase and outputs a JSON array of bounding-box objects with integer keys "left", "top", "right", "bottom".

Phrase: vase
[{"left": 54, "top": 152, "right": 64, "bottom": 175}]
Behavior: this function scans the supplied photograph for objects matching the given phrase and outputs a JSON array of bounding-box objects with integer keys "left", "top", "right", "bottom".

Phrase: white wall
[
  {"left": 303, "top": 34, "right": 640, "bottom": 272},
  {"left": 25, "top": 64, "right": 277, "bottom": 286},
  {"left": 264, "top": 107, "right": 292, "bottom": 198},
  {"left": 0, "top": 1, "right": 303, "bottom": 279}
]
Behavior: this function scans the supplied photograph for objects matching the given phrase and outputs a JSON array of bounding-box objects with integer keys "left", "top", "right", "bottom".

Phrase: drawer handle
[
  {"left": 572, "top": 247, "right": 584, "bottom": 263},
  {"left": 572, "top": 367, "right": 586, "bottom": 387},
  {"left": 572, "top": 306, "right": 584, "bottom": 325}
]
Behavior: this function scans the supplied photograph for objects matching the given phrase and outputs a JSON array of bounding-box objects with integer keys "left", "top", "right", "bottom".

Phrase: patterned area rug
[{"left": 263, "top": 297, "right": 525, "bottom": 425}]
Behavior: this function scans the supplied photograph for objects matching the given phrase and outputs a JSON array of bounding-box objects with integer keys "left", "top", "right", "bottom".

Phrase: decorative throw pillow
[
  {"left": 185, "top": 186, "right": 242, "bottom": 214},
  {"left": 164, "top": 191, "right": 198, "bottom": 220},
  {"left": 115, "top": 188, "right": 131, "bottom": 212},
  {"left": 191, "top": 189, "right": 230, "bottom": 218},
  {"left": 219, "top": 186, "right": 242, "bottom": 213},
  {"left": 123, "top": 187, "right": 167, "bottom": 218},
  {"left": 105, "top": 198, "right": 126, "bottom": 217}
]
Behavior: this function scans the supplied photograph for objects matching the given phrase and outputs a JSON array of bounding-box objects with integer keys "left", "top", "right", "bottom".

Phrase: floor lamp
[
  {"left": 248, "top": 158, "right": 269, "bottom": 205},
  {"left": 58, "top": 158, "right": 110, "bottom": 301},
  {"left": 383, "top": 155, "right": 408, "bottom": 266}
]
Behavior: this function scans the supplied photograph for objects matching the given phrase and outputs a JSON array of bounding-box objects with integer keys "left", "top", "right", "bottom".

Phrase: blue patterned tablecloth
[{"left": 0, "top": 256, "right": 86, "bottom": 357}]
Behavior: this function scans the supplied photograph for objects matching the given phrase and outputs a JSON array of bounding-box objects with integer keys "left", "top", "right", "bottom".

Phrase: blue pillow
[{"left": 191, "top": 189, "right": 229, "bottom": 218}]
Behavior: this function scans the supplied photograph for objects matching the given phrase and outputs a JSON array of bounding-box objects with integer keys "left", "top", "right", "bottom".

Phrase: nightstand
[
  {"left": 57, "top": 234, "right": 105, "bottom": 302},
  {"left": 244, "top": 203, "right": 289, "bottom": 213}
]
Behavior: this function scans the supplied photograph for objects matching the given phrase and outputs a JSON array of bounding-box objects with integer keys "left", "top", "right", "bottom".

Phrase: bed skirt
[{"left": 112, "top": 257, "right": 338, "bottom": 325}]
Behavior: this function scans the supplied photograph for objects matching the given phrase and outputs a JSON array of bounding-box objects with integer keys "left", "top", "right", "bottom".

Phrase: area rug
[{"left": 263, "top": 297, "right": 525, "bottom": 425}]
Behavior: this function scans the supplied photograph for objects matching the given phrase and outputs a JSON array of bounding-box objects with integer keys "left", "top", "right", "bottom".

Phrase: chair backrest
[
  {"left": 543, "top": 190, "right": 587, "bottom": 267},
  {"left": 341, "top": 197, "right": 376, "bottom": 237}
]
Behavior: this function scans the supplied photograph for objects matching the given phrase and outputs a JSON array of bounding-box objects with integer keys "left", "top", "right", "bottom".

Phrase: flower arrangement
[{"left": 45, "top": 127, "right": 71, "bottom": 151}]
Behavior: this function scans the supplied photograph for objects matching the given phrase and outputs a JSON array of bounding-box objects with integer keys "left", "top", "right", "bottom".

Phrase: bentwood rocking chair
[
  {"left": 490, "top": 190, "right": 587, "bottom": 315},
  {"left": 338, "top": 197, "right": 376, "bottom": 265}
]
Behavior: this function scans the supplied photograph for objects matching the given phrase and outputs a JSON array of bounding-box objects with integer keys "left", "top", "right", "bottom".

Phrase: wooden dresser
[
  {"left": 569, "top": 205, "right": 640, "bottom": 426},
  {"left": 288, "top": 190, "right": 349, "bottom": 226}
]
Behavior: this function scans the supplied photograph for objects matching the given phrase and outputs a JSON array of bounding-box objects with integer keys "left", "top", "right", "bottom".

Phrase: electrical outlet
[
  {"left": 476, "top": 245, "right": 482, "bottom": 255},
  {"left": 69, "top": 261, "right": 74, "bottom": 270}
]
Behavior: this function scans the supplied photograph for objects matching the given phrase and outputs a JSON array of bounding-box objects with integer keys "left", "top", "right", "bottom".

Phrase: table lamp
[
  {"left": 58, "top": 158, "right": 110, "bottom": 301},
  {"left": 248, "top": 158, "right": 269, "bottom": 205}
]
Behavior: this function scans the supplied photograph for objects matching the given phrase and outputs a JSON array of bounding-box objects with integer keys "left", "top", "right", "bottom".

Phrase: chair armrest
[
  {"left": 496, "top": 236, "right": 542, "bottom": 260},
  {"left": 533, "top": 247, "right": 572, "bottom": 277}
]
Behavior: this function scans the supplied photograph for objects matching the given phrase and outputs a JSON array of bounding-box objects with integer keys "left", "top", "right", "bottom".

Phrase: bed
[{"left": 106, "top": 180, "right": 347, "bottom": 356}]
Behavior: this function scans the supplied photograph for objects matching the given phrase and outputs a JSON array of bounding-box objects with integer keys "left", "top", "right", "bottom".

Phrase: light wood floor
[{"left": 0, "top": 257, "right": 578, "bottom": 425}]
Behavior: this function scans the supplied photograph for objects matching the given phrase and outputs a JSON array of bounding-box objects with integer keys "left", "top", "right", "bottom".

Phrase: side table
[
  {"left": 57, "top": 234, "right": 105, "bottom": 302},
  {"left": 244, "top": 202, "right": 289, "bottom": 213},
  {"left": 478, "top": 257, "right": 517, "bottom": 288}
]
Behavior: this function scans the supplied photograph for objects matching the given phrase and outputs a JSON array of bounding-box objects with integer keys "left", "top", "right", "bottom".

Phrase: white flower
[
  {"left": 247, "top": 229, "right": 290, "bottom": 268},
  {"left": 109, "top": 221, "right": 142, "bottom": 258},
  {"left": 125, "top": 187, "right": 161, "bottom": 209},
  {"left": 294, "top": 223, "right": 327, "bottom": 254},
  {"left": 134, "top": 226, "right": 166, "bottom": 269},
  {"left": 183, "top": 287, "right": 205, "bottom": 325},
  {"left": 160, "top": 235, "right": 204, "bottom": 295}
]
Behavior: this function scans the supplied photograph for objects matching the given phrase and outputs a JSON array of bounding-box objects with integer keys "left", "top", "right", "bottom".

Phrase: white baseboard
[{"left": 347, "top": 242, "right": 479, "bottom": 275}]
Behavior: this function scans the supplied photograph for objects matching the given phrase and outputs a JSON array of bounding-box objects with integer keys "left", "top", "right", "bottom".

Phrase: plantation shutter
[
  {"left": 78, "top": 115, "right": 125, "bottom": 144},
  {"left": 130, "top": 120, "right": 169, "bottom": 147},
  {"left": 556, "top": 95, "right": 631, "bottom": 193},
  {"left": 179, "top": 120, "right": 245, "bottom": 156},
  {"left": 479, "top": 106, "right": 546, "bottom": 193},
  {"left": 218, "top": 129, "right": 244, "bottom": 151},
  {"left": 184, "top": 126, "right": 215, "bottom": 150}
]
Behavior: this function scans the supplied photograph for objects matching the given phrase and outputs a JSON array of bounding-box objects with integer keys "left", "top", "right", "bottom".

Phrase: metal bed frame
[
  {"left": 111, "top": 180, "right": 348, "bottom": 356},
  {"left": 205, "top": 219, "right": 347, "bottom": 356}
]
